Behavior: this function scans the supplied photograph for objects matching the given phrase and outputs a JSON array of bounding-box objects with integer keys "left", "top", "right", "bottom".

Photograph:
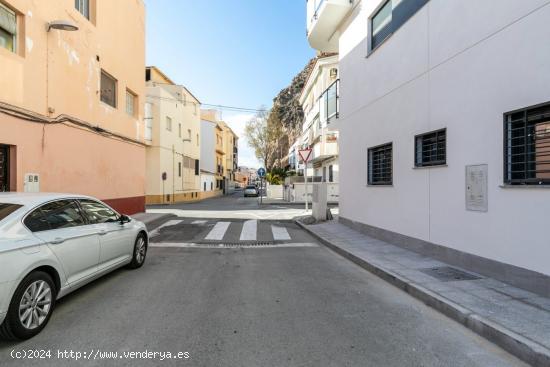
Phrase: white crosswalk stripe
[
  {"left": 205, "top": 221, "right": 231, "bottom": 240},
  {"left": 239, "top": 220, "right": 257, "bottom": 241},
  {"left": 271, "top": 225, "right": 291, "bottom": 241}
]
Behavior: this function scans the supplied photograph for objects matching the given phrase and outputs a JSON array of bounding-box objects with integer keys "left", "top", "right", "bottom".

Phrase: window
[
  {"left": 195, "top": 159, "right": 199, "bottom": 176},
  {"left": 329, "top": 165, "right": 334, "bottom": 183},
  {"left": 100, "top": 70, "right": 117, "bottom": 108},
  {"left": 322, "top": 167, "right": 327, "bottom": 182},
  {"left": 196, "top": 134, "right": 199, "bottom": 146},
  {"left": 415, "top": 129, "right": 446, "bottom": 167},
  {"left": 211, "top": 182, "right": 213, "bottom": 190},
  {"left": 25, "top": 200, "right": 85, "bottom": 231},
  {"left": 23, "top": 209, "right": 50, "bottom": 232},
  {"left": 0, "top": 3, "right": 16, "bottom": 53},
  {"left": 79, "top": 199, "right": 119, "bottom": 223},
  {"left": 178, "top": 162, "right": 182, "bottom": 177},
  {"left": 178, "top": 123, "right": 182, "bottom": 138},
  {"left": 126, "top": 90, "right": 136, "bottom": 116},
  {"left": 0, "top": 203, "right": 22, "bottom": 222},
  {"left": 75, "top": 0, "right": 90, "bottom": 19},
  {"left": 166, "top": 116, "right": 172, "bottom": 131},
  {"left": 368, "top": 143, "right": 393, "bottom": 185},
  {"left": 505, "top": 102, "right": 550, "bottom": 185},
  {"left": 203, "top": 182, "right": 206, "bottom": 191},
  {"left": 370, "top": 0, "right": 429, "bottom": 52},
  {"left": 188, "top": 129, "right": 191, "bottom": 140}
]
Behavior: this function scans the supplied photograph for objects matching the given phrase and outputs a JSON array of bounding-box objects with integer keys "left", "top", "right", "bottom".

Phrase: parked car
[
  {"left": 0, "top": 193, "right": 148, "bottom": 340},
  {"left": 243, "top": 185, "right": 259, "bottom": 197}
]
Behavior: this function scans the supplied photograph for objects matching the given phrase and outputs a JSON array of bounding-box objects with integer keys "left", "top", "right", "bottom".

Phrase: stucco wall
[
  {"left": 0, "top": 0, "right": 146, "bottom": 140},
  {"left": 200, "top": 119, "right": 216, "bottom": 174},
  {"left": 338, "top": 0, "right": 550, "bottom": 276},
  {"left": 145, "top": 83, "right": 201, "bottom": 198},
  {"left": 1, "top": 114, "right": 145, "bottom": 212}
]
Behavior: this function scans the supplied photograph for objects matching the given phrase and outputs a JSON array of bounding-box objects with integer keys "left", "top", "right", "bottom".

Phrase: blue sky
[{"left": 146, "top": 1, "right": 315, "bottom": 167}]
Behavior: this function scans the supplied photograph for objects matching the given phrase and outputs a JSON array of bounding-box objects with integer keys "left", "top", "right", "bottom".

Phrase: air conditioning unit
[
  {"left": 24, "top": 173, "right": 40, "bottom": 193},
  {"left": 330, "top": 68, "right": 338, "bottom": 79}
]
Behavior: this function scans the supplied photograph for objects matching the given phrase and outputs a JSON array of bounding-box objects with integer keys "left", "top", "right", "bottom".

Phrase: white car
[
  {"left": 0, "top": 193, "right": 148, "bottom": 340},
  {"left": 243, "top": 185, "right": 259, "bottom": 197}
]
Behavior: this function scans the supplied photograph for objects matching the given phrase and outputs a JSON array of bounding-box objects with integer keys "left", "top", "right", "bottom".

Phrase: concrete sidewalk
[{"left": 297, "top": 219, "right": 550, "bottom": 367}]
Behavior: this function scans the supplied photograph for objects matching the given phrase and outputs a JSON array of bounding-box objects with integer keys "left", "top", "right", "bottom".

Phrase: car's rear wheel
[
  {"left": 128, "top": 233, "right": 147, "bottom": 269},
  {"left": 0, "top": 271, "right": 56, "bottom": 341}
]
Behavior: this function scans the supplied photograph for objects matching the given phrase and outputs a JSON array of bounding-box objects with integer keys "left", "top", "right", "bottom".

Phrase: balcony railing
[{"left": 319, "top": 79, "right": 339, "bottom": 126}]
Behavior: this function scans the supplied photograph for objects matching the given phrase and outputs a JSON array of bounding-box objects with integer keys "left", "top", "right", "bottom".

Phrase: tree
[{"left": 244, "top": 108, "right": 283, "bottom": 170}]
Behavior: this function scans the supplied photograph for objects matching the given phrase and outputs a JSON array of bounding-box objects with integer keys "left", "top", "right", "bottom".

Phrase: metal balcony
[{"left": 307, "top": 0, "right": 353, "bottom": 52}]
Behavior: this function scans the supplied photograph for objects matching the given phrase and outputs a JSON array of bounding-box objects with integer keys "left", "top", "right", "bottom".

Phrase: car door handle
[
  {"left": 50, "top": 237, "right": 65, "bottom": 245},
  {"left": 97, "top": 230, "right": 107, "bottom": 236}
]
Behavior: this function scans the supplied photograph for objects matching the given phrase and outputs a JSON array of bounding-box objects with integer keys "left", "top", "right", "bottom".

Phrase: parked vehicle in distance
[
  {"left": 243, "top": 185, "right": 259, "bottom": 197},
  {"left": 0, "top": 193, "right": 148, "bottom": 341}
]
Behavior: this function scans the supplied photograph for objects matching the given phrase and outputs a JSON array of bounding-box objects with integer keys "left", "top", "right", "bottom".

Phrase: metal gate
[{"left": 0, "top": 145, "right": 8, "bottom": 192}]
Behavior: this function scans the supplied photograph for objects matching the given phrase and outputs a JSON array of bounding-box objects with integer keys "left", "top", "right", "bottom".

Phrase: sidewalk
[{"left": 297, "top": 219, "right": 550, "bottom": 367}]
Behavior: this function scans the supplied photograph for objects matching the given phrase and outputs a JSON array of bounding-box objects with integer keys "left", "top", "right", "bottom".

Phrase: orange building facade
[{"left": 0, "top": 0, "right": 146, "bottom": 213}]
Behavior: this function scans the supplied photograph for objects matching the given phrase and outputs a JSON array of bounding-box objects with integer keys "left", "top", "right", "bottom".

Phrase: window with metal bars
[
  {"left": 504, "top": 102, "right": 550, "bottom": 185},
  {"left": 415, "top": 129, "right": 446, "bottom": 167},
  {"left": 368, "top": 143, "right": 393, "bottom": 185}
]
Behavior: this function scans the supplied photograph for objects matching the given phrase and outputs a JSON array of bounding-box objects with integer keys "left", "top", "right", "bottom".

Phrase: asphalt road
[{"left": 0, "top": 195, "right": 526, "bottom": 367}]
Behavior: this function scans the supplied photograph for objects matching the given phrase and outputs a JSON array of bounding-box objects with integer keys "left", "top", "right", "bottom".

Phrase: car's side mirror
[{"left": 119, "top": 214, "right": 131, "bottom": 225}]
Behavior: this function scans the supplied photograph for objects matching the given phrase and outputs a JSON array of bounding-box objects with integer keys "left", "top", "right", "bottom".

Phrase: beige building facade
[
  {"left": 144, "top": 67, "right": 202, "bottom": 204},
  {"left": 0, "top": 0, "right": 146, "bottom": 213}
]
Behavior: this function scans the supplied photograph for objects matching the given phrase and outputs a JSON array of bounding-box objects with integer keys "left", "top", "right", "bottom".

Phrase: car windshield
[
  {"left": 246, "top": 186, "right": 256, "bottom": 189},
  {"left": 0, "top": 203, "right": 23, "bottom": 222}
]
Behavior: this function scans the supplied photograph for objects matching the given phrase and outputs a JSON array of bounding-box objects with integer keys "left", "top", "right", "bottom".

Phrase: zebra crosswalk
[{"left": 149, "top": 218, "right": 310, "bottom": 247}]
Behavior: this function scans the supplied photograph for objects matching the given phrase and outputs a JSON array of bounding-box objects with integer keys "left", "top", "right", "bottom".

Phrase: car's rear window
[{"left": 0, "top": 203, "right": 23, "bottom": 222}]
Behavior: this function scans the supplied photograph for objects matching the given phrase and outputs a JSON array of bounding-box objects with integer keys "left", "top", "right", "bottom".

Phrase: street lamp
[{"left": 47, "top": 20, "right": 79, "bottom": 32}]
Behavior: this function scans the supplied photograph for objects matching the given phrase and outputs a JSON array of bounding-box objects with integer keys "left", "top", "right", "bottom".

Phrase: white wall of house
[
  {"left": 200, "top": 119, "right": 216, "bottom": 174},
  {"left": 337, "top": 0, "right": 550, "bottom": 276},
  {"left": 201, "top": 172, "right": 215, "bottom": 192}
]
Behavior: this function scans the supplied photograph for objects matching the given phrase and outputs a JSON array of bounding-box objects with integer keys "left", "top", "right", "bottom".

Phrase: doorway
[{"left": 0, "top": 145, "right": 9, "bottom": 192}]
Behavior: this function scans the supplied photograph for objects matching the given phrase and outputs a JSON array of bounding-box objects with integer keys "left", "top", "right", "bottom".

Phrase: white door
[
  {"left": 27, "top": 200, "right": 100, "bottom": 285},
  {"left": 78, "top": 200, "right": 134, "bottom": 270}
]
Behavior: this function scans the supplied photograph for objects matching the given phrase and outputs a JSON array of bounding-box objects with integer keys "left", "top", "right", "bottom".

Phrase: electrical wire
[{"left": 0, "top": 101, "right": 146, "bottom": 147}]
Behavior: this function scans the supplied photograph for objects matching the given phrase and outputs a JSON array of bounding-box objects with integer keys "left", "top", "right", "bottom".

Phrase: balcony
[
  {"left": 307, "top": 0, "right": 353, "bottom": 52},
  {"left": 311, "top": 132, "right": 339, "bottom": 164}
]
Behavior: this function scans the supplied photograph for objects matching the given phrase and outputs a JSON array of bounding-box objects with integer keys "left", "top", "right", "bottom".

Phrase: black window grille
[
  {"left": 415, "top": 129, "right": 446, "bottom": 167},
  {"left": 368, "top": 143, "right": 393, "bottom": 185},
  {"left": 504, "top": 102, "right": 550, "bottom": 185}
]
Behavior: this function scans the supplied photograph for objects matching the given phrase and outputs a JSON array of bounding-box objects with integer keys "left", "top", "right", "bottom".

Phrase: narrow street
[{"left": 0, "top": 194, "right": 526, "bottom": 367}]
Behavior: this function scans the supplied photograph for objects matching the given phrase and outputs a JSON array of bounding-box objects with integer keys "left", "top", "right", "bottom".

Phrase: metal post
[{"left": 305, "top": 162, "right": 309, "bottom": 211}]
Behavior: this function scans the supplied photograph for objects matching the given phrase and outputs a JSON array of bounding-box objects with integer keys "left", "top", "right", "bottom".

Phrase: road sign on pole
[
  {"left": 298, "top": 149, "right": 312, "bottom": 164},
  {"left": 299, "top": 148, "right": 313, "bottom": 212},
  {"left": 257, "top": 167, "right": 266, "bottom": 178}
]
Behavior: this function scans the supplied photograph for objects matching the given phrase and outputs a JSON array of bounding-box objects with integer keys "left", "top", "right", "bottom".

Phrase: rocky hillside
[{"left": 271, "top": 57, "right": 317, "bottom": 140}]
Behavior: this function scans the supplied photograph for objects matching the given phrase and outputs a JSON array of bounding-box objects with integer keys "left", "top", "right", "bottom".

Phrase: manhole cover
[{"left": 419, "top": 266, "right": 482, "bottom": 282}]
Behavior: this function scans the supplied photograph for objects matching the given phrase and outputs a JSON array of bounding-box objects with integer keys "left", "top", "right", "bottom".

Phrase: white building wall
[
  {"left": 200, "top": 120, "right": 216, "bottom": 174},
  {"left": 338, "top": 0, "right": 550, "bottom": 276},
  {"left": 201, "top": 173, "right": 215, "bottom": 192}
]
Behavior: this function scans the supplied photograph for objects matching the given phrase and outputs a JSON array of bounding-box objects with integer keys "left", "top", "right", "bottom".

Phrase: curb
[{"left": 296, "top": 220, "right": 550, "bottom": 367}]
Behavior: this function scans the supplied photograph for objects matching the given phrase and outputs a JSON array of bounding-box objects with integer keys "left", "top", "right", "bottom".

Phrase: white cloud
[{"left": 224, "top": 113, "right": 262, "bottom": 169}]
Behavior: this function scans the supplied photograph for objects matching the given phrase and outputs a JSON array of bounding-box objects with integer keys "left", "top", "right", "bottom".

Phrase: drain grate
[
  {"left": 419, "top": 266, "right": 482, "bottom": 282},
  {"left": 197, "top": 241, "right": 276, "bottom": 248}
]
